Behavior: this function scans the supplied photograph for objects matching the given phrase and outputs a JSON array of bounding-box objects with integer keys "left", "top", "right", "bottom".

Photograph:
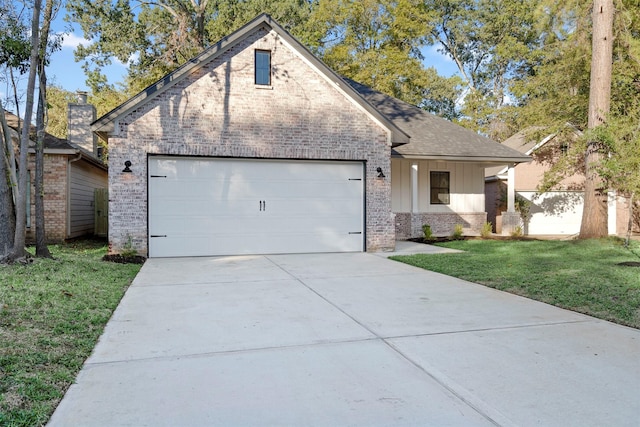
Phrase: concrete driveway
[{"left": 49, "top": 249, "right": 640, "bottom": 426}]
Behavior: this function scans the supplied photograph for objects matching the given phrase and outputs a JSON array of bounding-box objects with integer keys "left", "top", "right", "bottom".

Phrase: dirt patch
[
  {"left": 408, "top": 236, "right": 534, "bottom": 244},
  {"left": 617, "top": 261, "right": 640, "bottom": 267},
  {"left": 102, "top": 254, "right": 146, "bottom": 264}
]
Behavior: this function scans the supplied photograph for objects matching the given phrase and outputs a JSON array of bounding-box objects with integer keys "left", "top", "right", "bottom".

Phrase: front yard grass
[
  {"left": 0, "top": 240, "right": 142, "bottom": 426},
  {"left": 391, "top": 238, "right": 640, "bottom": 329}
]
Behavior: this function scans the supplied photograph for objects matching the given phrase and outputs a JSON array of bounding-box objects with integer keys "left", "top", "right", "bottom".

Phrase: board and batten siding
[
  {"left": 391, "top": 159, "right": 485, "bottom": 213},
  {"left": 69, "top": 160, "right": 108, "bottom": 238}
]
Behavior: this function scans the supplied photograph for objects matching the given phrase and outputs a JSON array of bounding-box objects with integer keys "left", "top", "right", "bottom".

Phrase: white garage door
[
  {"left": 148, "top": 157, "right": 365, "bottom": 257},
  {"left": 519, "top": 191, "right": 584, "bottom": 235}
]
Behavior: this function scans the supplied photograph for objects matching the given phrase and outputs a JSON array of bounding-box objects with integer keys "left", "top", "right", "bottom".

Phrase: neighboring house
[
  {"left": 485, "top": 129, "right": 630, "bottom": 235},
  {"left": 93, "top": 14, "right": 530, "bottom": 258},
  {"left": 3, "top": 95, "right": 108, "bottom": 242}
]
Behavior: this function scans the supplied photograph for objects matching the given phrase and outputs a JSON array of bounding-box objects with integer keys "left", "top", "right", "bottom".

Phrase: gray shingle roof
[
  {"left": 484, "top": 130, "right": 539, "bottom": 177},
  {"left": 3, "top": 110, "right": 106, "bottom": 169},
  {"left": 4, "top": 110, "right": 74, "bottom": 150},
  {"left": 346, "top": 79, "right": 531, "bottom": 163}
]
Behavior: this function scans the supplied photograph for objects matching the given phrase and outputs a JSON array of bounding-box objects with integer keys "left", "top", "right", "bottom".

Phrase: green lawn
[
  {"left": 0, "top": 240, "right": 141, "bottom": 426},
  {"left": 391, "top": 238, "right": 640, "bottom": 329}
]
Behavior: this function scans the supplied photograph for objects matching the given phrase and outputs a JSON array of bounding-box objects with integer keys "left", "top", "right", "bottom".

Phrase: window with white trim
[{"left": 255, "top": 50, "right": 271, "bottom": 86}]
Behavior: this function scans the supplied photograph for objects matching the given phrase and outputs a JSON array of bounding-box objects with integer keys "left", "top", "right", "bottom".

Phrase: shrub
[
  {"left": 481, "top": 222, "right": 493, "bottom": 238},
  {"left": 121, "top": 234, "right": 138, "bottom": 257},
  {"left": 510, "top": 225, "right": 523, "bottom": 237},
  {"left": 422, "top": 224, "right": 435, "bottom": 241},
  {"left": 451, "top": 224, "right": 464, "bottom": 240}
]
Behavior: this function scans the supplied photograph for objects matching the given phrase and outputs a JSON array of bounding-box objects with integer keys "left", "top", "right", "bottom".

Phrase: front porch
[{"left": 391, "top": 158, "right": 520, "bottom": 238}]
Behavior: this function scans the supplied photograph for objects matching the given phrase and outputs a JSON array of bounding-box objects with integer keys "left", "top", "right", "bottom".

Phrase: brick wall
[
  {"left": 515, "top": 158, "right": 584, "bottom": 191},
  {"left": 108, "top": 28, "right": 394, "bottom": 255},
  {"left": 68, "top": 101, "right": 97, "bottom": 156},
  {"left": 395, "top": 212, "right": 487, "bottom": 239},
  {"left": 26, "top": 154, "right": 68, "bottom": 243}
]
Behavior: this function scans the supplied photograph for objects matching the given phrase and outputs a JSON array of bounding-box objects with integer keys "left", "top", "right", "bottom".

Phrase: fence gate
[{"left": 94, "top": 188, "right": 108, "bottom": 237}]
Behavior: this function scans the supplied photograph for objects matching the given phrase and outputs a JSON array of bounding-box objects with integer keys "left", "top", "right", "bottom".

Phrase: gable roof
[
  {"left": 92, "top": 14, "right": 410, "bottom": 147},
  {"left": 345, "top": 80, "right": 531, "bottom": 164},
  {"left": 484, "top": 127, "right": 580, "bottom": 178}
]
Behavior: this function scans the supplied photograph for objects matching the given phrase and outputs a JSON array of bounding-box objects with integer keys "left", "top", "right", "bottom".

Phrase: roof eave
[
  {"left": 28, "top": 148, "right": 77, "bottom": 155},
  {"left": 27, "top": 147, "right": 108, "bottom": 170},
  {"left": 392, "top": 154, "right": 532, "bottom": 164},
  {"left": 91, "top": 16, "right": 274, "bottom": 136}
]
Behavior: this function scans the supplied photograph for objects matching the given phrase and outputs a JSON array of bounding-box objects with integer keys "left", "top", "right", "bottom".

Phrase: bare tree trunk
[
  {"left": 0, "top": 106, "right": 16, "bottom": 257},
  {"left": 9, "top": 0, "right": 42, "bottom": 261},
  {"left": 7, "top": 71, "right": 20, "bottom": 195},
  {"left": 579, "top": 0, "right": 614, "bottom": 239},
  {"left": 626, "top": 192, "right": 634, "bottom": 247},
  {"left": 35, "top": 73, "right": 52, "bottom": 258},
  {"left": 34, "top": 0, "right": 54, "bottom": 258}
]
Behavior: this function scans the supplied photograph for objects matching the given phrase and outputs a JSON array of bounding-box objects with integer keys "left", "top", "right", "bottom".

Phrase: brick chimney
[{"left": 67, "top": 91, "right": 98, "bottom": 157}]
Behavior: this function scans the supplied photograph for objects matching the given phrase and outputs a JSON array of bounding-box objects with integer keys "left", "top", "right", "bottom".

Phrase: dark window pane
[
  {"left": 430, "top": 171, "right": 450, "bottom": 205},
  {"left": 255, "top": 50, "right": 271, "bottom": 85}
]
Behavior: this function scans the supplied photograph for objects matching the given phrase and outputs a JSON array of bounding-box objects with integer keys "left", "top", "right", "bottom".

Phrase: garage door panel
[
  {"left": 519, "top": 191, "right": 583, "bottom": 235},
  {"left": 153, "top": 198, "right": 362, "bottom": 219},
  {"left": 149, "top": 157, "right": 364, "bottom": 257},
  {"left": 257, "top": 180, "right": 362, "bottom": 199},
  {"left": 273, "top": 199, "right": 362, "bottom": 214},
  {"left": 150, "top": 232, "right": 362, "bottom": 258},
  {"left": 256, "top": 216, "right": 362, "bottom": 234},
  {"left": 151, "top": 198, "right": 260, "bottom": 217}
]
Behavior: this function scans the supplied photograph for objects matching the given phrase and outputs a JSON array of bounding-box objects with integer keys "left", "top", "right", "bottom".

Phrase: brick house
[
  {"left": 93, "top": 14, "right": 529, "bottom": 258},
  {"left": 3, "top": 95, "right": 107, "bottom": 242}
]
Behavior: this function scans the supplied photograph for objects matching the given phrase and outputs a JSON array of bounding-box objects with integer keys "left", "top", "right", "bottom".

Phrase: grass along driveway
[
  {"left": 391, "top": 238, "right": 640, "bottom": 329},
  {"left": 0, "top": 240, "right": 141, "bottom": 426}
]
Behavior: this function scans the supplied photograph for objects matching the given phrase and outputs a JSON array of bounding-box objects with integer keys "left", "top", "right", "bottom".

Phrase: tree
[
  {"left": 34, "top": 0, "right": 60, "bottom": 259},
  {"left": 597, "top": 118, "right": 640, "bottom": 245},
  {"left": 44, "top": 85, "right": 77, "bottom": 139},
  {"left": 579, "top": 0, "right": 615, "bottom": 238},
  {"left": 0, "top": 0, "right": 31, "bottom": 256},
  {"left": 308, "top": 0, "right": 463, "bottom": 117},
  {"left": 66, "top": 0, "right": 314, "bottom": 93},
  {"left": 595, "top": 0, "right": 640, "bottom": 243},
  {"left": 511, "top": 0, "right": 639, "bottom": 238},
  {"left": 422, "top": 0, "right": 541, "bottom": 139},
  {"left": 6, "top": 0, "right": 42, "bottom": 262},
  {"left": 0, "top": 105, "right": 16, "bottom": 254}
]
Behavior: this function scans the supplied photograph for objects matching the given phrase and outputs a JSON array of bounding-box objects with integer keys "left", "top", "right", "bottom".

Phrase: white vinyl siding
[
  {"left": 69, "top": 161, "right": 108, "bottom": 238},
  {"left": 391, "top": 159, "right": 485, "bottom": 213}
]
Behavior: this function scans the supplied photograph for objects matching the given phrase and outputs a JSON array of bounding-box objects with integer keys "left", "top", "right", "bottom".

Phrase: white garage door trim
[{"left": 148, "top": 156, "right": 365, "bottom": 257}]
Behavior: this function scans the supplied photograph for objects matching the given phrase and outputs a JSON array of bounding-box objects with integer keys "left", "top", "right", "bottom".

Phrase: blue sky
[{"left": 48, "top": 30, "right": 460, "bottom": 94}]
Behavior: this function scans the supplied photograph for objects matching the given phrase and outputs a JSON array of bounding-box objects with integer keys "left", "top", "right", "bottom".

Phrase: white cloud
[
  {"left": 113, "top": 52, "right": 139, "bottom": 68},
  {"left": 59, "top": 32, "right": 91, "bottom": 49},
  {"left": 424, "top": 44, "right": 454, "bottom": 63}
]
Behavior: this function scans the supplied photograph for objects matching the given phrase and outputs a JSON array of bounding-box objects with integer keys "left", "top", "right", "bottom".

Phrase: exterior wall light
[
  {"left": 123, "top": 160, "right": 133, "bottom": 173},
  {"left": 376, "top": 167, "right": 385, "bottom": 178}
]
